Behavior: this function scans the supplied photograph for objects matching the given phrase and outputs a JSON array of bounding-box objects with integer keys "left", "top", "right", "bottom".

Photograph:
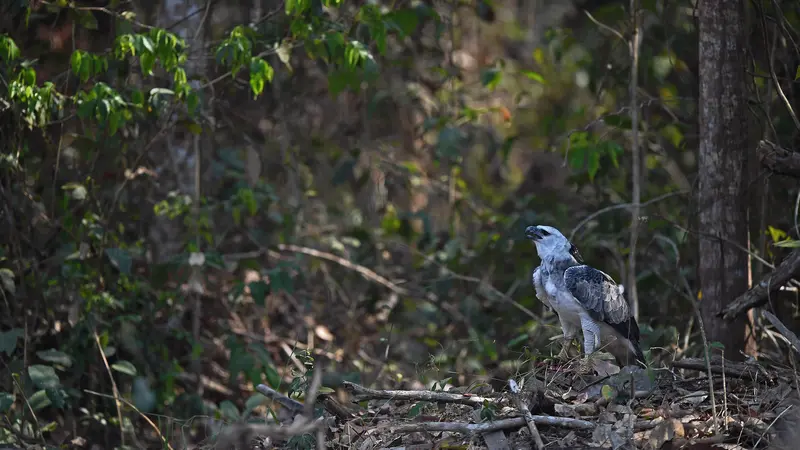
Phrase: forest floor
[{"left": 197, "top": 355, "right": 795, "bottom": 450}]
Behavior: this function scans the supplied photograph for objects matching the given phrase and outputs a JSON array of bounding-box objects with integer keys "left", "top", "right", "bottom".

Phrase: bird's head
[{"left": 525, "top": 225, "right": 579, "bottom": 261}]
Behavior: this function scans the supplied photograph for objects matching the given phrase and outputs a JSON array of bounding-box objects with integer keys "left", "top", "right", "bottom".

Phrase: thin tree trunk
[
  {"left": 697, "top": 0, "right": 749, "bottom": 360},
  {"left": 627, "top": 0, "right": 641, "bottom": 321}
]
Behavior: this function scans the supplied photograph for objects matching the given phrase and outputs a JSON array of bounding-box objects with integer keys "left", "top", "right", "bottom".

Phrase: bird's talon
[{"left": 576, "top": 357, "right": 595, "bottom": 375}]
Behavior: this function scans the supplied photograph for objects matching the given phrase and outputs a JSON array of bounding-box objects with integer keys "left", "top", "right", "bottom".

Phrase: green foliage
[
  {"left": 566, "top": 132, "right": 622, "bottom": 182},
  {"left": 3, "top": 0, "right": 799, "bottom": 446}
]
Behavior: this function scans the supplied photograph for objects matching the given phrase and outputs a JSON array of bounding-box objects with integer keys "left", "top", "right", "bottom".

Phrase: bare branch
[
  {"left": 627, "top": 0, "right": 642, "bottom": 320},
  {"left": 758, "top": 140, "right": 800, "bottom": 179},
  {"left": 761, "top": 310, "right": 800, "bottom": 356},
  {"left": 380, "top": 416, "right": 595, "bottom": 435},
  {"left": 342, "top": 381, "right": 501, "bottom": 407},
  {"left": 672, "top": 357, "right": 774, "bottom": 381},
  {"left": 509, "top": 379, "right": 545, "bottom": 449},
  {"left": 720, "top": 249, "right": 800, "bottom": 320}
]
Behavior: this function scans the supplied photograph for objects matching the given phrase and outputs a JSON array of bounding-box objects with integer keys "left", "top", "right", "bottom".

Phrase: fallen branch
[
  {"left": 762, "top": 310, "right": 800, "bottom": 356},
  {"left": 509, "top": 379, "right": 545, "bottom": 449},
  {"left": 672, "top": 358, "right": 769, "bottom": 381},
  {"left": 256, "top": 384, "right": 305, "bottom": 416},
  {"left": 212, "top": 416, "right": 326, "bottom": 448},
  {"left": 381, "top": 416, "right": 595, "bottom": 436},
  {"left": 256, "top": 381, "right": 355, "bottom": 423},
  {"left": 758, "top": 140, "right": 800, "bottom": 179},
  {"left": 342, "top": 381, "right": 501, "bottom": 407},
  {"left": 719, "top": 248, "right": 800, "bottom": 320}
]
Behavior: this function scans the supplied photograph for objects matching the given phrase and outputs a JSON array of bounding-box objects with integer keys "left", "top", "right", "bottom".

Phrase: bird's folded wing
[
  {"left": 532, "top": 266, "right": 553, "bottom": 309},
  {"left": 563, "top": 265, "right": 629, "bottom": 325}
]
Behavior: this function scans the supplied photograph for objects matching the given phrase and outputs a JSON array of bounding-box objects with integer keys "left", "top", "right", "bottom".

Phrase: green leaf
[
  {"left": 386, "top": 8, "right": 419, "bottom": 37},
  {"left": 249, "top": 57, "right": 274, "bottom": 97},
  {"left": 28, "top": 390, "right": 52, "bottom": 411},
  {"left": 187, "top": 91, "right": 200, "bottom": 114},
  {"left": 603, "top": 113, "right": 631, "bottom": 129},
  {"left": 140, "top": 52, "right": 155, "bottom": 75},
  {"left": 521, "top": 70, "right": 546, "bottom": 84},
  {"left": 111, "top": 360, "right": 138, "bottom": 376},
  {"left": 604, "top": 141, "right": 623, "bottom": 168},
  {"left": 248, "top": 281, "right": 269, "bottom": 306},
  {"left": 108, "top": 111, "right": 121, "bottom": 135},
  {"left": 36, "top": 349, "right": 73, "bottom": 368},
  {"left": 500, "top": 136, "right": 517, "bottom": 162},
  {"left": 408, "top": 402, "right": 427, "bottom": 417},
  {"left": 0, "top": 392, "right": 14, "bottom": 413},
  {"left": 507, "top": 334, "right": 528, "bottom": 348},
  {"left": 601, "top": 384, "right": 616, "bottom": 400},
  {"left": 327, "top": 69, "right": 357, "bottom": 96},
  {"left": 244, "top": 393, "right": 266, "bottom": 414},
  {"left": 45, "top": 387, "right": 67, "bottom": 409},
  {"left": 0, "top": 268, "right": 15, "bottom": 294},
  {"left": 138, "top": 35, "right": 155, "bottom": 54},
  {"left": 28, "top": 365, "right": 60, "bottom": 389},
  {"left": 0, "top": 328, "right": 23, "bottom": 356},
  {"left": 0, "top": 36, "right": 20, "bottom": 61},
  {"left": 105, "top": 248, "right": 133, "bottom": 275},
  {"left": 229, "top": 348, "right": 255, "bottom": 381},
  {"left": 150, "top": 87, "right": 175, "bottom": 97},
  {"left": 268, "top": 267, "right": 293, "bottom": 294},
  {"left": 586, "top": 149, "right": 601, "bottom": 181},
  {"left": 219, "top": 400, "right": 240, "bottom": 420},
  {"left": 768, "top": 226, "right": 787, "bottom": 243},
  {"left": 70, "top": 51, "right": 82, "bottom": 76},
  {"left": 795, "top": 65, "right": 800, "bottom": 81},
  {"left": 774, "top": 239, "right": 800, "bottom": 248},
  {"left": 480, "top": 68, "right": 502, "bottom": 91},
  {"left": 264, "top": 364, "right": 281, "bottom": 388},
  {"left": 79, "top": 56, "right": 92, "bottom": 83},
  {"left": 78, "top": 10, "right": 99, "bottom": 30},
  {"left": 436, "top": 126, "right": 464, "bottom": 160}
]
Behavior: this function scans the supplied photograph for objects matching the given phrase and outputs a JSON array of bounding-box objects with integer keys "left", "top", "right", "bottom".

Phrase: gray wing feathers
[
  {"left": 532, "top": 266, "right": 553, "bottom": 309},
  {"left": 564, "top": 265, "right": 630, "bottom": 325}
]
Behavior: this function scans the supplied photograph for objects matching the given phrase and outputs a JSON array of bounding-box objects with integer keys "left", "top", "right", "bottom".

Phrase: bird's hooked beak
[{"left": 525, "top": 225, "right": 542, "bottom": 241}]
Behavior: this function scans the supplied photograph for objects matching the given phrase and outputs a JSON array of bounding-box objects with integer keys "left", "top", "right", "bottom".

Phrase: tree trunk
[{"left": 697, "top": 0, "right": 749, "bottom": 360}]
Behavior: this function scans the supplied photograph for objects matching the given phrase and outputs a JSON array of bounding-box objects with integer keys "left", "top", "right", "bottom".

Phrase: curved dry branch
[
  {"left": 758, "top": 140, "right": 800, "bottom": 179},
  {"left": 342, "top": 381, "right": 500, "bottom": 407},
  {"left": 719, "top": 249, "right": 800, "bottom": 320}
]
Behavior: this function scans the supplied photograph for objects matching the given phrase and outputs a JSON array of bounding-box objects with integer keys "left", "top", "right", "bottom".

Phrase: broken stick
[
  {"left": 342, "top": 381, "right": 500, "bottom": 407},
  {"left": 381, "top": 416, "right": 595, "bottom": 435},
  {"left": 509, "top": 379, "right": 545, "bottom": 449},
  {"left": 719, "top": 248, "right": 800, "bottom": 320},
  {"left": 758, "top": 140, "right": 800, "bottom": 179}
]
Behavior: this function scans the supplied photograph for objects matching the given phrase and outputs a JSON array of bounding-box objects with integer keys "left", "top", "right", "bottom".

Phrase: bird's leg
[
  {"left": 558, "top": 334, "right": 577, "bottom": 360},
  {"left": 577, "top": 320, "right": 599, "bottom": 374},
  {"left": 556, "top": 318, "right": 578, "bottom": 361}
]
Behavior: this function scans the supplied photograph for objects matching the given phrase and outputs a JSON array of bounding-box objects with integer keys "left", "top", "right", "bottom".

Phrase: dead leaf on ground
[{"left": 647, "top": 418, "right": 684, "bottom": 450}]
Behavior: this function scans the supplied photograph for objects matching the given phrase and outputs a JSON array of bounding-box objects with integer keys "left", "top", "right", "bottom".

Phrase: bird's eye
[{"left": 540, "top": 229, "right": 550, "bottom": 236}]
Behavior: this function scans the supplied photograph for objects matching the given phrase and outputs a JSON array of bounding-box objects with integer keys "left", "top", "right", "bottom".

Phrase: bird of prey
[{"left": 525, "top": 225, "right": 645, "bottom": 372}]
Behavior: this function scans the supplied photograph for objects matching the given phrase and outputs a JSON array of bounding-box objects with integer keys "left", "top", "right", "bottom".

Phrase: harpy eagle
[{"left": 525, "top": 225, "right": 645, "bottom": 372}]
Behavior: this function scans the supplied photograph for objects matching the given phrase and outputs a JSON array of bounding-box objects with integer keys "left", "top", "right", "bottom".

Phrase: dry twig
[
  {"left": 380, "top": 416, "right": 595, "bottom": 435},
  {"left": 342, "top": 381, "right": 501, "bottom": 407},
  {"left": 761, "top": 310, "right": 800, "bottom": 356},
  {"left": 508, "top": 379, "right": 545, "bottom": 449},
  {"left": 720, "top": 248, "right": 800, "bottom": 320}
]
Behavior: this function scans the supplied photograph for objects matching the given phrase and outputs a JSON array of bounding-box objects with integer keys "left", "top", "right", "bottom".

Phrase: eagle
[{"left": 525, "top": 225, "right": 645, "bottom": 372}]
